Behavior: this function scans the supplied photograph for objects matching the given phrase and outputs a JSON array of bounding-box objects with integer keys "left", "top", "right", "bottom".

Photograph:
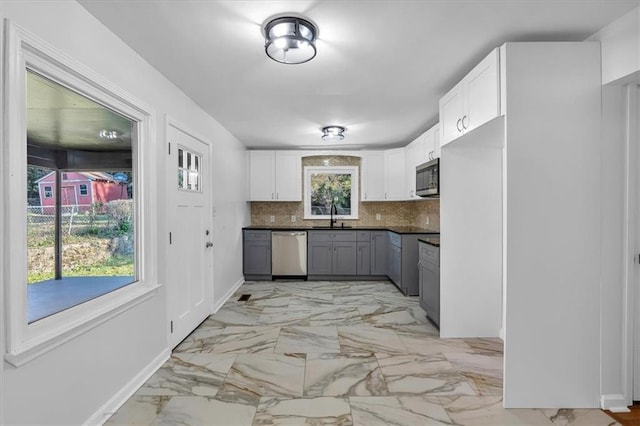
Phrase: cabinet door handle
[
  {"left": 276, "top": 192, "right": 279, "bottom": 200},
  {"left": 456, "top": 118, "right": 463, "bottom": 133},
  {"left": 462, "top": 115, "right": 468, "bottom": 129},
  {"left": 271, "top": 193, "right": 274, "bottom": 200}
]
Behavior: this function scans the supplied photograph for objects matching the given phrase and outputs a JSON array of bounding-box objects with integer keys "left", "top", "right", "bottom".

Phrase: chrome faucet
[{"left": 330, "top": 202, "right": 338, "bottom": 228}]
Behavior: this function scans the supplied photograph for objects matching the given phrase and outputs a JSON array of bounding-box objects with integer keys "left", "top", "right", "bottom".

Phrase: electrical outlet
[
  {"left": 291, "top": 215, "right": 296, "bottom": 222},
  {"left": 376, "top": 213, "right": 381, "bottom": 221},
  {"left": 426, "top": 216, "right": 430, "bottom": 225},
  {"left": 269, "top": 215, "right": 275, "bottom": 223}
]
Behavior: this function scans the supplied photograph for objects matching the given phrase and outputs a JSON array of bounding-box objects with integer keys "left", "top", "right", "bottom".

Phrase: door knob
[{"left": 206, "top": 242, "right": 213, "bottom": 248}]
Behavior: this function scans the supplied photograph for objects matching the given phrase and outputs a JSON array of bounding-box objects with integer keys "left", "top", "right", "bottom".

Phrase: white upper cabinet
[
  {"left": 431, "top": 123, "right": 441, "bottom": 159},
  {"left": 361, "top": 149, "right": 406, "bottom": 201},
  {"left": 361, "top": 151, "right": 385, "bottom": 201},
  {"left": 440, "top": 86, "right": 465, "bottom": 146},
  {"left": 249, "top": 151, "right": 301, "bottom": 201},
  {"left": 249, "top": 151, "right": 275, "bottom": 201},
  {"left": 440, "top": 48, "right": 501, "bottom": 146},
  {"left": 274, "top": 151, "right": 302, "bottom": 201},
  {"left": 405, "top": 137, "right": 422, "bottom": 200},
  {"left": 384, "top": 148, "right": 406, "bottom": 200}
]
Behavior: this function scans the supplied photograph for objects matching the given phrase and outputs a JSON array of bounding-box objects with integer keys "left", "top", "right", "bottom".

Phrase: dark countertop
[
  {"left": 243, "top": 225, "right": 440, "bottom": 235},
  {"left": 418, "top": 237, "right": 441, "bottom": 247}
]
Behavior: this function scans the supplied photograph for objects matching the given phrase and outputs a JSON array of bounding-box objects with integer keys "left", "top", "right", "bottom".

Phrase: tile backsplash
[
  {"left": 250, "top": 199, "right": 439, "bottom": 228},
  {"left": 250, "top": 155, "right": 439, "bottom": 228}
]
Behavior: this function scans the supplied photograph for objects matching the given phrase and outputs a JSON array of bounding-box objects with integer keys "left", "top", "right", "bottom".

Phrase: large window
[
  {"left": 25, "top": 71, "right": 136, "bottom": 323},
  {"left": 304, "top": 166, "right": 359, "bottom": 219}
]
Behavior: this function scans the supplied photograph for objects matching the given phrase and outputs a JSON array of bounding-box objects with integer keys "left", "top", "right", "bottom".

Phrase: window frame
[
  {"left": 303, "top": 166, "right": 359, "bottom": 220},
  {"left": 2, "top": 21, "right": 160, "bottom": 366},
  {"left": 43, "top": 185, "right": 53, "bottom": 198},
  {"left": 78, "top": 183, "right": 88, "bottom": 196}
]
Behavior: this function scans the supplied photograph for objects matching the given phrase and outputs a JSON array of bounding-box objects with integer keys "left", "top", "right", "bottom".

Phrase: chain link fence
[{"left": 27, "top": 200, "right": 133, "bottom": 238}]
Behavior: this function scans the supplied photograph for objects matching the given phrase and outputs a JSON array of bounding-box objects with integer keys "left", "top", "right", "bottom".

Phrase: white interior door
[{"left": 167, "top": 124, "right": 213, "bottom": 348}]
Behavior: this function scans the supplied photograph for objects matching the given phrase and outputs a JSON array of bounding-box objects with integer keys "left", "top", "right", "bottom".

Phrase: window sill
[{"left": 5, "top": 282, "right": 161, "bottom": 367}]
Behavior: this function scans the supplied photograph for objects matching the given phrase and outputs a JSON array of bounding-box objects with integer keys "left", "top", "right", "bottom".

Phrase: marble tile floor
[{"left": 107, "top": 280, "right": 619, "bottom": 426}]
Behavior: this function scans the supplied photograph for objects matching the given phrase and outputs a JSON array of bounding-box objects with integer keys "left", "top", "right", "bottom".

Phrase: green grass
[
  {"left": 27, "top": 222, "right": 135, "bottom": 284},
  {"left": 65, "top": 255, "right": 134, "bottom": 277},
  {"left": 27, "top": 256, "right": 134, "bottom": 284}
]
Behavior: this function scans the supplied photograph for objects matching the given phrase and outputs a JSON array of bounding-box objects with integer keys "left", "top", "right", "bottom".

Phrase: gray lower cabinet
[
  {"left": 357, "top": 242, "right": 371, "bottom": 275},
  {"left": 370, "top": 231, "right": 388, "bottom": 275},
  {"left": 388, "top": 243, "right": 402, "bottom": 286},
  {"left": 243, "top": 230, "right": 272, "bottom": 278},
  {"left": 356, "top": 231, "right": 371, "bottom": 275},
  {"left": 418, "top": 241, "right": 440, "bottom": 327},
  {"left": 307, "top": 240, "right": 333, "bottom": 275},
  {"left": 307, "top": 231, "right": 357, "bottom": 276},
  {"left": 333, "top": 242, "right": 357, "bottom": 275},
  {"left": 388, "top": 231, "right": 426, "bottom": 296}
]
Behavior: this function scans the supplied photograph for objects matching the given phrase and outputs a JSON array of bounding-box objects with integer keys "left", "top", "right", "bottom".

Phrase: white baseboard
[
  {"left": 212, "top": 277, "right": 245, "bottom": 313},
  {"left": 600, "top": 394, "right": 631, "bottom": 412},
  {"left": 84, "top": 348, "right": 171, "bottom": 426}
]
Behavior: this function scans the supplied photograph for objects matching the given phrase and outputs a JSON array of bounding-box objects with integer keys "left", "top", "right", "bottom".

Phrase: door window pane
[{"left": 177, "top": 147, "right": 202, "bottom": 192}]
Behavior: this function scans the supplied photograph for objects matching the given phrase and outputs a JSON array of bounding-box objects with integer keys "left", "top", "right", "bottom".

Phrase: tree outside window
[{"left": 304, "top": 166, "right": 359, "bottom": 219}]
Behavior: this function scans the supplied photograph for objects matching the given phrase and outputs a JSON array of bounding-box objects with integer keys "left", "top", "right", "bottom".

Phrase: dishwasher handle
[{"left": 272, "top": 231, "right": 307, "bottom": 237}]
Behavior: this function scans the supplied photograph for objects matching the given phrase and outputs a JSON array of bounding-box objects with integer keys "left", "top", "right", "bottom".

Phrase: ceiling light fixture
[
  {"left": 321, "top": 126, "right": 345, "bottom": 142},
  {"left": 98, "top": 129, "right": 120, "bottom": 140},
  {"left": 263, "top": 16, "right": 317, "bottom": 64}
]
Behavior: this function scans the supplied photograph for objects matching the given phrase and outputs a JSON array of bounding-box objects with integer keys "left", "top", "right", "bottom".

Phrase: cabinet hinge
[
  {"left": 169, "top": 232, "right": 172, "bottom": 244},
  {"left": 170, "top": 320, "right": 173, "bottom": 333}
]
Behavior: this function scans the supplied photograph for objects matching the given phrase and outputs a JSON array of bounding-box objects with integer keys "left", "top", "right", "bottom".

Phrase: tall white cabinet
[{"left": 440, "top": 42, "right": 602, "bottom": 408}]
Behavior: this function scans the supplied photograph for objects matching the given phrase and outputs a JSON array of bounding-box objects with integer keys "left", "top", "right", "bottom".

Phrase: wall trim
[
  {"left": 2, "top": 19, "right": 159, "bottom": 366},
  {"left": 5, "top": 284, "right": 160, "bottom": 367},
  {"left": 84, "top": 348, "right": 171, "bottom": 426},
  {"left": 630, "top": 84, "right": 640, "bottom": 402},
  {"left": 213, "top": 277, "right": 244, "bottom": 313},
  {"left": 600, "top": 394, "right": 631, "bottom": 412},
  {"left": 623, "top": 83, "right": 639, "bottom": 405}
]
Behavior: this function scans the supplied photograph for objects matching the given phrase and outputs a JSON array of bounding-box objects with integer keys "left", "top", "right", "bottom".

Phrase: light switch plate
[
  {"left": 269, "top": 215, "right": 275, "bottom": 223},
  {"left": 376, "top": 213, "right": 381, "bottom": 221},
  {"left": 291, "top": 215, "right": 296, "bottom": 222}
]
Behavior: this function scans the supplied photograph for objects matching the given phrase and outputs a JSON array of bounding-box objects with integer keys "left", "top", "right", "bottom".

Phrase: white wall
[
  {"left": 212, "top": 137, "right": 250, "bottom": 308},
  {"left": 598, "top": 85, "right": 628, "bottom": 406},
  {"left": 0, "top": 1, "right": 248, "bottom": 424},
  {"left": 503, "top": 42, "right": 602, "bottom": 408},
  {"left": 440, "top": 117, "right": 504, "bottom": 338},
  {"left": 589, "top": 7, "right": 640, "bottom": 408},
  {"left": 589, "top": 6, "right": 640, "bottom": 85}
]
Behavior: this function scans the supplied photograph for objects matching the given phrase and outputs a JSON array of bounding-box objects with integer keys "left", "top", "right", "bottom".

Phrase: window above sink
[{"left": 303, "top": 166, "right": 359, "bottom": 220}]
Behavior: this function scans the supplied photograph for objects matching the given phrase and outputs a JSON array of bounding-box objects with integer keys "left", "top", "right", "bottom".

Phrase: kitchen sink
[{"left": 312, "top": 225, "right": 353, "bottom": 229}]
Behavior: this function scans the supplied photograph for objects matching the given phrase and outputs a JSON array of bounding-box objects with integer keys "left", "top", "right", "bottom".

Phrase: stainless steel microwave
[{"left": 416, "top": 158, "right": 439, "bottom": 197}]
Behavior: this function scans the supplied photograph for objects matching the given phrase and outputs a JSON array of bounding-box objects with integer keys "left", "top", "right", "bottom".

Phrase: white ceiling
[{"left": 79, "top": 0, "right": 639, "bottom": 150}]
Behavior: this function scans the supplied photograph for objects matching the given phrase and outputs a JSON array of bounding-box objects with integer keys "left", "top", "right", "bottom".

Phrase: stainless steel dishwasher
[{"left": 271, "top": 231, "right": 307, "bottom": 277}]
